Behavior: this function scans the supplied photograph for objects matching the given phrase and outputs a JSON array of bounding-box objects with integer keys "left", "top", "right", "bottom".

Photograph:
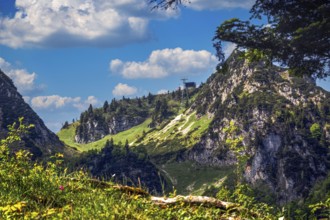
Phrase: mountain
[
  {"left": 59, "top": 50, "right": 330, "bottom": 205},
  {"left": 188, "top": 50, "right": 330, "bottom": 203},
  {"left": 0, "top": 69, "right": 64, "bottom": 158}
]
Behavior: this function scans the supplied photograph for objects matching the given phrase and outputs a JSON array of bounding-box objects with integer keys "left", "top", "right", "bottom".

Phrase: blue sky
[{"left": 0, "top": 0, "right": 329, "bottom": 132}]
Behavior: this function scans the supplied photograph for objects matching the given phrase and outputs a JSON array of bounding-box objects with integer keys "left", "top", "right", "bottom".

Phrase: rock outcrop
[
  {"left": 0, "top": 69, "right": 64, "bottom": 157},
  {"left": 75, "top": 113, "right": 146, "bottom": 144},
  {"left": 188, "top": 50, "right": 330, "bottom": 203}
]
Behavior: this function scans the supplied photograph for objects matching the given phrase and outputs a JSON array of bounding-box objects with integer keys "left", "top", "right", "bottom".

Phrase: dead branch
[
  {"left": 64, "top": 177, "right": 148, "bottom": 195},
  {"left": 150, "top": 195, "right": 238, "bottom": 210}
]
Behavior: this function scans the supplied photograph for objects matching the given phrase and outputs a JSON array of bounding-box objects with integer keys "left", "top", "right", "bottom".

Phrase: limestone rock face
[
  {"left": 0, "top": 69, "right": 64, "bottom": 157},
  {"left": 75, "top": 114, "right": 146, "bottom": 144},
  {"left": 188, "top": 51, "right": 330, "bottom": 203}
]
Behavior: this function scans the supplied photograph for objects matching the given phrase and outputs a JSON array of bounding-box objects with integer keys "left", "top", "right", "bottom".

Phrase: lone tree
[
  {"left": 151, "top": 0, "right": 330, "bottom": 79},
  {"left": 213, "top": 0, "right": 330, "bottom": 79}
]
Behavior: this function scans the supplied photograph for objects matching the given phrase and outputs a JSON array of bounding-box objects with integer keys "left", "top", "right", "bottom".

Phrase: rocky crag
[{"left": 188, "top": 50, "right": 330, "bottom": 203}]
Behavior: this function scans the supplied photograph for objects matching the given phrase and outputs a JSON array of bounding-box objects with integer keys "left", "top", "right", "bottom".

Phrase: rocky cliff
[
  {"left": 0, "top": 69, "right": 64, "bottom": 157},
  {"left": 188, "top": 50, "right": 330, "bottom": 203}
]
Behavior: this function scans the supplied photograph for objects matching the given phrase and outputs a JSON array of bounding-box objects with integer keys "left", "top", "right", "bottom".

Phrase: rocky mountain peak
[
  {"left": 0, "top": 69, "right": 64, "bottom": 158},
  {"left": 189, "top": 51, "right": 330, "bottom": 203}
]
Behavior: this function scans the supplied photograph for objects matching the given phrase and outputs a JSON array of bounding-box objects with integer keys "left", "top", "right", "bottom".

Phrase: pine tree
[
  {"left": 147, "top": 92, "right": 154, "bottom": 105},
  {"left": 62, "top": 121, "right": 69, "bottom": 129},
  {"left": 103, "top": 101, "right": 109, "bottom": 112},
  {"left": 125, "top": 139, "right": 129, "bottom": 155},
  {"left": 88, "top": 104, "right": 93, "bottom": 114}
]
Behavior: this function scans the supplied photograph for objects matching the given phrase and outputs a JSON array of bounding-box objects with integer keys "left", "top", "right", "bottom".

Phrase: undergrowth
[{"left": 0, "top": 118, "right": 242, "bottom": 219}]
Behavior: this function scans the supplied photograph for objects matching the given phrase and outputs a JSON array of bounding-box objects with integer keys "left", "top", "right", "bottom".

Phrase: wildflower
[
  {"left": 59, "top": 185, "right": 64, "bottom": 191},
  {"left": 56, "top": 153, "right": 64, "bottom": 158}
]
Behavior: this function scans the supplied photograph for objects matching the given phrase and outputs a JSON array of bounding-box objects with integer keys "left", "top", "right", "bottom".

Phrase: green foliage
[
  {"left": 223, "top": 120, "right": 250, "bottom": 183},
  {"left": 150, "top": 98, "right": 170, "bottom": 127},
  {"left": 310, "top": 123, "right": 322, "bottom": 140},
  {"left": 213, "top": 0, "right": 330, "bottom": 79},
  {"left": 0, "top": 119, "right": 237, "bottom": 219},
  {"left": 242, "top": 48, "right": 271, "bottom": 65},
  {"left": 216, "top": 184, "right": 280, "bottom": 219}
]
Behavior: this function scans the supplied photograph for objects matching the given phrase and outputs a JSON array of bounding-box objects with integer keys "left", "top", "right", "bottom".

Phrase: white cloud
[
  {"left": 73, "top": 95, "right": 100, "bottom": 110},
  {"left": 0, "top": 57, "right": 43, "bottom": 94},
  {"left": 157, "top": 89, "right": 169, "bottom": 95},
  {"left": 112, "top": 83, "right": 137, "bottom": 97},
  {"left": 0, "top": 0, "right": 177, "bottom": 48},
  {"left": 31, "top": 95, "right": 81, "bottom": 109},
  {"left": 110, "top": 47, "right": 218, "bottom": 79},
  {"left": 30, "top": 95, "right": 99, "bottom": 110},
  {"left": 85, "top": 95, "right": 99, "bottom": 105},
  {"left": 224, "top": 42, "right": 237, "bottom": 59},
  {"left": 188, "top": 0, "right": 254, "bottom": 10}
]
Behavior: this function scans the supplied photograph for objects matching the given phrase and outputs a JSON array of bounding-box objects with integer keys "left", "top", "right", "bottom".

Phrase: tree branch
[{"left": 150, "top": 195, "right": 238, "bottom": 210}]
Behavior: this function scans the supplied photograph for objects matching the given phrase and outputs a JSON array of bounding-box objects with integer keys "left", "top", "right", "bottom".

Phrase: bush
[{"left": 310, "top": 123, "right": 322, "bottom": 140}]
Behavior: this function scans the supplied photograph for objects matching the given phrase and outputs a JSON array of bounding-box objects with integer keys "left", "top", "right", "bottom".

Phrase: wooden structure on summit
[
  {"left": 181, "top": 78, "right": 196, "bottom": 104},
  {"left": 184, "top": 82, "right": 196, "bottom": 88}
]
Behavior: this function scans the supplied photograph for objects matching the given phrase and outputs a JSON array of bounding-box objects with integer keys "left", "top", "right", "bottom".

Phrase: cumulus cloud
[
  {"left": 188, "top": 0, "right": 254, "bottom": 10},
  {"left": 30, "top": 95, "right": 99, "bottom": 111},
  {"left": 112, "top": 83, "right": 137, "bottom": 97},
  {"left": 110, "top": 47, "right": 218, "bottom": 79},
  {"left": 73, "top": 95, "right": 100, "bottom": 110},
  {"left": 0, "top": 0, "right": 177, "bottom": 48},
  {"left": 31, "top": 95, "right": 81, "bottom": 109},
  {"left": 0, "top": 57, "right": 43, "bottom": 94}
]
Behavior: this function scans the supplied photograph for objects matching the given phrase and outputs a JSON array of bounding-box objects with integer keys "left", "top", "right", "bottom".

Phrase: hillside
[
  {"left": 0, "top": 69, "right": 65, "bottom": 158},
  {"left": 58, "top": 50, "right": 330, "bottom": 217}
]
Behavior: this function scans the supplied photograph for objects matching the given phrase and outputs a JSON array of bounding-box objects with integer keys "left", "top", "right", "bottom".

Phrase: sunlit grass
[{"left": 58, "top": 119, "right": 152, "bottom": 151}]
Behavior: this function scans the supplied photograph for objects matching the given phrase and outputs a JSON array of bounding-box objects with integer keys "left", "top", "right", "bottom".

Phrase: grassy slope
[
  {"left": 58, "top": 111, "right": 211, "bottom": 154},
  {"left": 138, "top": 111, "right": 212, "bottom": 156},
  {"left": 58, "top": 119, "right": 152, "bottom": 152},
  {"left": 58, "top": 111, "right": 219, "bottom": 195}
]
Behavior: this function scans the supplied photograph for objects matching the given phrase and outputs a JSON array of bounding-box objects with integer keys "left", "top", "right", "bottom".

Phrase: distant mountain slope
[
  {"left": 0, "top": 69, "right": 64, "bottom": 158},
  {"left": 74, "top": 91, "right": 186, "bottom": 144}
]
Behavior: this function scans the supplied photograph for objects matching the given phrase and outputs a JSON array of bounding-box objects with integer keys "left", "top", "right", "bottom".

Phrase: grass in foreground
[{"left": 0, "top": 120, "right": 240, "bottom": 219}]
